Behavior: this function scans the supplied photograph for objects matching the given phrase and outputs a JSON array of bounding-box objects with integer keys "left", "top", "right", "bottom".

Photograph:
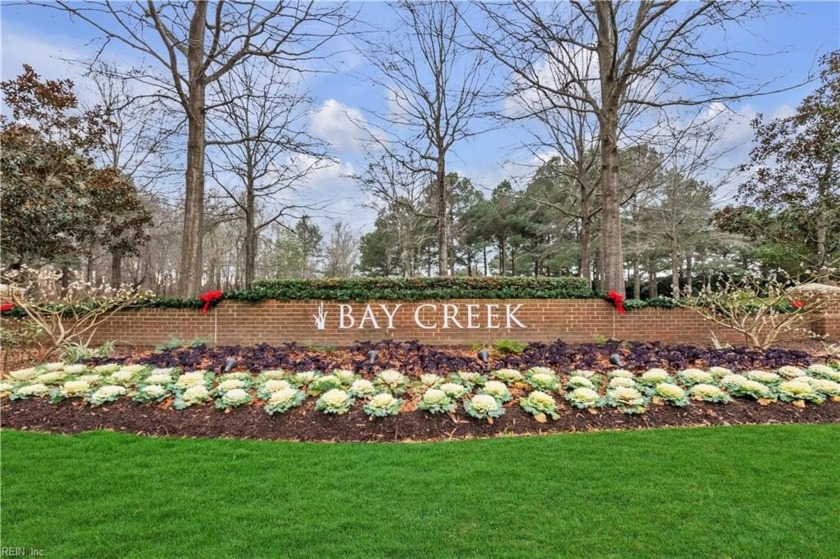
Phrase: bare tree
[
  {"left": 359, "top": 0, "right": 491, "bottom": 275},
  {"left": 207, "top": 60, "right": 330, "bottom": 288},
  {"left": 470, "top": 0, "right": 784, "bottom": 295},
  {"left": 323, "top": 222, "right": 359, "bottom": 278},
  {"left": 36, "top": 1, "right": 350, "bottom": 295}
]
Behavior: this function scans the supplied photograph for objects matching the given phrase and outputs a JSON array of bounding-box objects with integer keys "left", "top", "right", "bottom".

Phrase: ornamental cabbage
[
  {"left": 8, "top": 367, "right": 37, "bottom": 381},
  {"left": 606, "top": 387, "right": 648, "bottom": 414},
  {"left": 86, "top": 385, "right": 128, "bottom": 406},
  {"left": 688, "top": 384, "right": 731, "bottom": 403},
  {"left": 565, "top": 387, "right": 603, "bottom": 409},
  {"left": 527, "top": 372, "right": 559, "bottom": 392},
  {"left": 608, "top": 377, "right": 636, "bottom": 389},
  {"left": 93, "top": 363, "right": 121, "bottom": 374},
  {"left": 349, "top": 379, "right": 377, "bottom": 397},
  {"left": 480, "top": 380, "right": 513, "bottom": 402},
  {"left": 316, "top": 389, "right": 354, "bottom": 414},
  {"left": 777, "top": 366, "right": 806, "bottom": 379},
  {"left": 11, "top": 383, "right": 51, "bottom": 400},
  {"left": 439, "top": 382, "right": 468, "bottom": 399},
  {"left": 654, "top": 383, "right": 689, "bottom": 407},
  {"left": 520, "top": 390, "right": 559, "bottom": 419},
  {"left": 677, "top": 369, "right": 714, "bottom": 386},
  {"left": 708, "top": 366, "right": 733, "bottom": 379},
  {"left": 566, "top": 375, "right": 595, "bottom": 390},
  {"left": 463, "top": 393, "right": 505, "bottom": 419},
  {"left": 807, "top": 364, "right": 840, "bottom": 382},
  {"left": 746, "top": 370, "right": 781, "bottom": 385},
  {"left": 640, "top": 368, "right": 672, "bottom": 386},
  {"left": 491, "top": 368, "right": 524, "bottom": 385},
  {"left": 777, "top": 380, "right": 825, "bottom": 404},
  {"left": 417, "top": 388, "right": 456, "bottom": 414},
  {"left": 133, "top": 384, "right": 170, "bottom": 403},
  {"left": 216, "top": 388, "right": 253, "bottom": 409},
  {"left": 363, "top": 392, "right": 403, "bottom": 418},
  {"left": 264, "top": 387, "right": 306, "bottom": 415}
]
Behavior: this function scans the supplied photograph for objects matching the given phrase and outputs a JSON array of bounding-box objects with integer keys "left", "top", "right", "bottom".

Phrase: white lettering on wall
[
  {"left": 358, "top": 305, "right": 380, "bottom": 329},
  {"left": 318, "top": 302, "right": 527, "bottom": 330},
  {"left": 505, "top": 304, "right": 526, "bottom": 329},
  {"left": 339, "top": 304, "right": 355, "bottom": 329},
  {"left": 380, "top": 304, "right": 401, "bottom": 329},
  {"left": 414, "top": 304, "right": 437, "bottom": 329}
]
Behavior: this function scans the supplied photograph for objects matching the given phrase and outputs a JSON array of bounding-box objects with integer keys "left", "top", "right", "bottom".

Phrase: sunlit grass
[{"left": 2, "top": 425, "right": 839, "bottom": 558}]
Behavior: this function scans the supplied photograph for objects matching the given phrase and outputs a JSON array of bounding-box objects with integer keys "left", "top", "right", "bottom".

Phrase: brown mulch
[{"left": 3, "top": 397, "right": 839, "bottom": 443}]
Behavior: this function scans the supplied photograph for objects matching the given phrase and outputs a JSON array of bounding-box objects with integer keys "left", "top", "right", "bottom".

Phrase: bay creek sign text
[{"left": 313, "top": 302, "right": 527, "bottom": 331}]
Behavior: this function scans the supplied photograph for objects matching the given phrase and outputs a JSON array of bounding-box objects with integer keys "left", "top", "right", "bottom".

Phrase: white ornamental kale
[
  {"left": 722, "top": 376, "right": 774, "bottom": 400},
  {"left": 349, "top": 379, "right": 377, "bottom": 398},
  {"left": 256, "top": 370, "right": 288, "bottom": 383},
  {"left": 0, "top": 381, "right": 14, "bottom": 394},
  {"left": 777, "top": 380, "right": 825, "bottom": 404},
  {"left": 805, "top": 377, "right": 840, "bottom": 397},
  {"left": 607, "top": 369, "right": 634, "bottom": 379},
  {"left": 363, "top": 392, "right": 404, "bottom": 418},
  {"left": 316, "top": 389, "right": 354, "bottom": 415},
  {"left": 677, "top": 369, "right": 715, "bottom": 387},
  {"left": 566, "top": 375, "right": 596, "bottom": 391},
  {"left": 491, "top": 368, "right": 524, "bottom": 386},
  {"left": 451, "top": 371, "right": 486, "bottom": 390},
  {"left": 264, "top": 387, "right": 306, "bottom": 415},
  {"left": 746, "top": 370, "right": 781, "bottom": 386},
  {"left": 607, "top": 377, "right": 636, "bottom": 390},
  {"left": 77, "top": 374, "right": 104, "bottom": 386},
  {"left": 653, "top": 383, "right": 689, "bottom": 407},
  {"left": 606, "top": 387, "right": 648, "bottom": 414},
  {"left": 216, "top": 388, "right": 253, "bottom": 409},
  {"left": 143, "top": 372, "right": 174, "bottom": 386},
  {"left": 58, "top": 380, "right": 91, "bottom": 398},
  {"left": 174, "top": 385, "right": 211, "bottom": 410},
  {"left": 333, "top": 369, "right": 357, "bottom": 386},
  {"left": 133, "top": 384, "right": 171, "bottom": 404},
  {"left": 120, "top": 364, "right": 149, "bottom": 374},
  {"left": 291, "top": 371, "right": 319, "bottom": 386},
  {"left": 807, "top": 364, "right": 840, "bottom": 382},
  {"left": 463, "top": 394, "right": 505, "bottom": 420},
  {"left": 175, "top": 371, "right": 211, "bottom": 390},
  {"left": 479, "top": 380, "right": 513, "bottom": 403},
  {"left": 257, "top": 379, "right": 292, "bottom": 400},
  {"left": 35, "top": 371, "right": 67, "bottom": 385},
  {"left": 86, "top": 385, "right": 128, "bottom": 406},
  {"left": 419, "top": 373, "right": 443, "bottom": 387},
  {"left": 93, "top": 363, "right": 121, "bottom": 374},
  {"left": 215, "top": 378, "right": 247, "bottom": 395},
  {"left": 10, "top": 383, "right": 51, "bottom": 400},
  {"left": 527, "top": 372, "right": 559, "bottom": 392},
  {"left": 569, "top": 369, "right": 596, "bottom": 379},
  {"left": 375, "top": 370, "right": 409, "bottom": 394},
  {"left": 439, "top": 382, "right": 468, "bottom": 399},
  {"left": 639, "top": 368, "right": 673, "bottom": 387},
  {"left": 417, "top": 388, "right": 456, "bottom": 414},
  {"left": 708, "top": 366, "right": 733, "bottom": 379},
  {"left": 8, "top": 367, "right": 37, "bottom": 381},
  {"left": 688, "top": 384, "right": 731, "bottom": 404},
  {"left": 310, "top": 374, "right": 342, "bottom": 394},
  {"left": 777, "top": 366, "right": 806, "bottom": 379},
  {"left": 63, "top": 364, "right": 89, "bottom": 375},
  {"left": 108, "top": 369, "right": 139, "bottom": 386},
  {"left": 520, "top": 390, "right": 559, "bottom": 419},
  {"left": 42, "top": 362, "right": 64, "bottom": 372},
  {"left": 565, "top": 387, "right": 603, "bottom": 409}
]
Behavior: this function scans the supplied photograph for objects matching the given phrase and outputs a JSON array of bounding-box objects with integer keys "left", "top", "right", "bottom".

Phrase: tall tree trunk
[
  {"left": 483, "top": 244, "right": 488, "bottom": 276},
  {"left": 648, "top": 260, "right": 658, "bottom": 298},
  {"left": 580, "top": 214, "right": 592, "bottom": 288},
  {"left": 177, "top": 2, "right": 208, "bottom": 297},
  {"left": 670, "top": 234, "right": 680, "bottom": 300},
  {"left": 632, "top": 253, "right": 641, "bottom": 300},
  {"left": 436, "top": 159, "right": 449, "bottom": 276},
  {"left": 244, "top": 182, "right": 257, "bottom": 289},
  {"left": 110, "top": 252, "right": 122, "bottom": 288},
  {"left": 595, "top": 2, "right": 625, "bottom": 296}
]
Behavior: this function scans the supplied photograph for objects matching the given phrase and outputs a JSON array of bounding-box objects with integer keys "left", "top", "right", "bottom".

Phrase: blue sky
[{"left": 2, "top": 1, "right": 838, "bottom": 232}]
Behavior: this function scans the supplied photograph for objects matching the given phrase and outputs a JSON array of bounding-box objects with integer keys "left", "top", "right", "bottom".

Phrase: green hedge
[{"left": 233, "top": 276, "right": 595, "bottom": 302}]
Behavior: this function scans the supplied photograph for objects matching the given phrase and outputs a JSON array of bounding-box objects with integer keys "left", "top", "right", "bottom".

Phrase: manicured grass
[{"left": 2, "top": 425, "right": 839, "bottom": 558}]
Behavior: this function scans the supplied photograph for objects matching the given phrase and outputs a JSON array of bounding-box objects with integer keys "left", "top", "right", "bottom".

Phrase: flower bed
[{"left": 2, "top": 345, "right": 838, "bottom": 441}]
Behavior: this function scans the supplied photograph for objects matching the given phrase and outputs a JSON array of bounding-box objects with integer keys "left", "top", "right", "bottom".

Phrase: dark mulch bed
[{"left": 3, "top": 397, "right": 839, "bottom": 443}]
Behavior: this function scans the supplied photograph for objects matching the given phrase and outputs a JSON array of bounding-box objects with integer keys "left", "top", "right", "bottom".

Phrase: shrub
[
  {"left": 520, "top": 390, "right": 559, "bottom": 420},
  {"left": 493, "top": 339, "right": 528, "bottom": 355}
]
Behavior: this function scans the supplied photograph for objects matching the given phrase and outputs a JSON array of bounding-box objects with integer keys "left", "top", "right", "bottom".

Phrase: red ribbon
[
  {"left": 0, "top": 303, "right": 15, "bottom": 312},
  {"left": 791, "top": 300, "right": 804, "bottom": 309},
  {"left": 607, "top": 291, "right": 626, "bottom": 315},
  {"left": 197, "top": 290, "right": 223, "bottom": 314}
]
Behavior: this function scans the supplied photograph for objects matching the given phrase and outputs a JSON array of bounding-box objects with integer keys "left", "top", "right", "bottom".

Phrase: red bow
[
  {"left": 197, "top": 290, "right": 223, "bottom": 314},
  {"left": 607, "top": 291, "right": 625, "bottom": 315},
  {"left": 0, "top": 303, "right": 15, "bottom": 312},
  {"left": 791, "top": 300, "right": 804, "bottom": 309}
]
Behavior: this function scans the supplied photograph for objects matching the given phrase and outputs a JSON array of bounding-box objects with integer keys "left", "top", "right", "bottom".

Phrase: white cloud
[{"left": 309, "top": 99, "right": 369, "bottom": 154}]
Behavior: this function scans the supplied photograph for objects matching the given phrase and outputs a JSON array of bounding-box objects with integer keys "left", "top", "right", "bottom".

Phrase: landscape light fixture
[
  {"left": 367, "top": 350, "right": 378, "bottom": 364},
  {"left": 477, "top": 349, "right": 490, "bottom": 364},
  {"left": 223, "top": 357, "right": 237, "bottom": 373},
  {"left": 609, "top": 354, "right": 624, "bottom": 368}
]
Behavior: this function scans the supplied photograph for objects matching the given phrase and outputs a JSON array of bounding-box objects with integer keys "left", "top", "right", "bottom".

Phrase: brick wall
[{"left": 86, "top": 298, "right": 825, "bottom": 348}]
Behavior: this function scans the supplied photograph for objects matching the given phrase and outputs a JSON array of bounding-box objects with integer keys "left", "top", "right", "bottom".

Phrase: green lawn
[{"left": 2, "top": 425, "right": 839, "bottom": 558}]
